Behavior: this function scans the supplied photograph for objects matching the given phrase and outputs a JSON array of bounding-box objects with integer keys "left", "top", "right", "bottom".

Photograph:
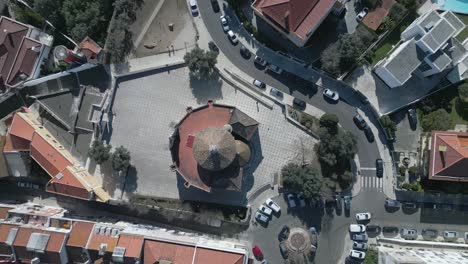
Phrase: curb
[{"left": 113, "top": 60, "right": 186, "bottom": 79}]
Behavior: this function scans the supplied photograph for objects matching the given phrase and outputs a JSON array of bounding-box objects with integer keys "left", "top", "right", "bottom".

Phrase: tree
[
  {"left": 61, "top": 0, "right": 102, "bottom": 41},
  {"left": 380, "top": 115, "right": 397, "bottom": 138},
  {"left": 33, "top": 0, "right": 64, "bottom": 27},
  {"left": 282, "top": 163, "right": 327, "bottom": 202},
  {"left": 389, "top": 3, "right": 407, "bottom": 22},
  {"left": 88, "top": 140, "right": 111, "bottom": 164},
  {"left": 339, "top": 170, "right": 354, "bottom": 188},
  {"left": 112, "top": 146, "right": 131, "bottom": 172},
  {"left": 319, "top": 113, "right": 339, "bottom": 133},
  {"left": 459, "top": 82, "right": 468, "bottom": 101},
  {"left": 184, "top": 46, "right": 218, "bottom": 79},
  {"left": 421, "top": 109, "right": 451, "bottom": 131},
  {"left": 317, "top": 128, "right": 358, "bottom": 167}
]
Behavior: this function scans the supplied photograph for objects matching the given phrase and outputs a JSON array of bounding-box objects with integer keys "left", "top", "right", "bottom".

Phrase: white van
[{"left": 189, "top": 0, "right": 198, "bottom": 16}]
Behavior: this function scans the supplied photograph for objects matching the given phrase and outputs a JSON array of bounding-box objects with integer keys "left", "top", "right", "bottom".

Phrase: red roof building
[
  {"left": 0, "top": 223, "right": 19, "bottom": 262},
  {"left": 113, "top": 234, "right": 144, "bottom": 263},
  {"left": 66, "top": 221, "right": 94, "bottom": 263},
  {"left": 170, "top": 102, "right": 258, "bottom": 193},
  {"left": 78, "top": 36, "right": 102, "bottom": 63},
  {"left": 85, "top": 224, "right": 121, "bottom": 262},
  {"left": 429, "top": 131, "right": 468, "bottom": 182},
  {"left": 362, "top": 0, "right": 396, "bottom": 31},
  {"left": 252, "top": 0, "right": 336, "bottom": 47}
]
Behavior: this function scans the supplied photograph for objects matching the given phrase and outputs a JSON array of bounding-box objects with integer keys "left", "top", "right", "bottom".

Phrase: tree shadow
[
  {"left": 242, "top": 131, "right": 263, "bottom": 194},
  {"left": 189, "top": 73, "right": 223, "bottom": 104},
  {"left": 123, "top": 165, "right": 139, "bottom": 195},
  {"left": 101, "top": 161, "right": 118, "bottom": 197}
]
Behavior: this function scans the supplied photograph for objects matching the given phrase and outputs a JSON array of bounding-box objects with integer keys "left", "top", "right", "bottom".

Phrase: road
[{"left": 197, "top": 1, "right": 381, "bottom": 170}]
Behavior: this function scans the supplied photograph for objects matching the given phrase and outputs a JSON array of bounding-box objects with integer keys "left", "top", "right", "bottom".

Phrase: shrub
[
  {"left": 408, "top": 166, "right": 418, "bottom": 176},
  {"left": 399, "top": 166, "right": 406, "bottom": 177},
  {"left": 421, "top": 109, "right": 451, "bottom": 131},
  {"left": 319, "top": 113, "right": 339, "bottom": 133}
]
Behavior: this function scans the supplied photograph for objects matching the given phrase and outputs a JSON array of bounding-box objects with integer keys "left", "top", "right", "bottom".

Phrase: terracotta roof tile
[
  {"left": 86, "top": 227, "right": 119, "bottom": 253},
  {"left": 362, "top": 0, "right": 396, "bottom": 31},
  {"left": 429, "top": 131, "right": 468, "bottom": 181},
  {"left": 66, "top": 221, "right": 94, "bottom": 248},
  {"left": 6, "top": 37, "right": 41, "bottom": 86},
  {"left": 3, "top": 134, "right": 30, "bottom": 152},
  {"left": 0, "top": 223, "right": 18, "bottom": 243},
  {"left": 30, "top": 132, "right": 73, "bottom": 177},
  {"left": 0, "top": 17, "right": 28, "bottom": 88},
  {"left": 0, "top": 206, "right": 12, "bottom": 220},
  {"left": 194, "top": 247, "right": 245, "bottom": 264},
  {"left": 46, "top": 166, "right": 90, "bottom": 200},
  {"left": 8, "top": 112, "right": 35, "bottom": 142},
  {"left": 143, "top": 240, "right": 195, "bottom": 264},
  {"left": 116, "top": 234, "right": 144, "bottom": 259}
]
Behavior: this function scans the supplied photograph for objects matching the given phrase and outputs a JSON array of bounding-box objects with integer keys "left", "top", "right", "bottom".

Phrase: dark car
[
  {"left": 211, "top": 0, "right": 220, "bottom": 12},
  {"left": 279, "top": 243, "right": 289, "bottom": 259},
  {"left": 422, "top": 229, "right": 438, "bottom": 239},
  {"left": 366, "top": 225, "right": 381, "bottom": 233},
  {"left": 376, "top": 159, "right": 383, "bottom": 178},
  {"left": 293, "top": 98, "right": 306, "bottom": 110},
  {"left": 278, "top": 225, "right": 290, "bottom": 241},
  {"left": 382, "top": 226, "right": 399, "bottom": 234},
  {"left": 385, "top": 198, "right": 400, "bottom": 208},
  {"left": 403, "top": 202, "right": 417, "bottom": 210},
  {"left": 254, "top": 55, "right": 268, "bottom": 67},
  {"left": 353, "top": 114, "right": 367, "bottom": 129},
  {"left": 408, "top": 108, "right": 417, "bottom": 127},
  {"left": 240, "top": 45, "right": 251, "bottom": 59},
  {"left": 364, "top": 126, "right": 374, "bottom": 142},
  {"left": 208, "top": 41, "right": 219, "bottom": 53}
]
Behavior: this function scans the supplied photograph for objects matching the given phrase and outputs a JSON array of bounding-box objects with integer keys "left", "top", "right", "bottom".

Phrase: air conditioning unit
[{"left": 98, "top": 243, "right": 107, "bottom": 256}]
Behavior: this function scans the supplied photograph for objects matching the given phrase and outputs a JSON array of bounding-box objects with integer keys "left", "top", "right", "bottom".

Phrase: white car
[
  {"left": 189, "top": 0, "right": 198, "bottom": 16},
  {"left": 349, "top": 250, "right": 366, "bottom": 260},
  {"left": 287, "top": 194, "right": 296, "bottom": 208},
  {"left": 355, "top": 212, "right": 371, "bottom": 221},
  {"left": 265, "top": 198, "right": 281, "bottom": 213},
  {"left": 349, "top": 224, "right": 366, "bottom": 233},
  {"left": 220, "top": 16, "right": 229, "bottom": 32},
  {"left": 297, "top": 194, "right": 306, "bottom": 207},
  {"left": 258, "top": 205, "right": 272, "bottom": 217},
  {"left": 356, "top": 7, "right": 369, "bottom": 21},
  {"left": 227, "top": 30, "right": 238, "bottom": 44},
  {"left": 322, "top": 88, "right": 339, "bottom": 101},
  {"left": 255, "top": 211, "right": 269, "bottom": 223},
  {"left": 444, "top": 231, "right": 459, "bottom": 240}
]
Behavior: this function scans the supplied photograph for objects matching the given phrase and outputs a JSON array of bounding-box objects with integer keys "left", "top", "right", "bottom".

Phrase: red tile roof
[
  {"left": 362, "top": 0, "right": 396, "bottom": 31},
  {"left": 46, "top": 166, "right": 90, "bottom": 200},
  {"left": 0, "top": 207, "right": 10, "bottom": 220},
  {"left": 143, "top": 240, "right": 245, "bottom": 264},
  {"left": 176, "top": 104, "right": 233, "bottom": 191},
  {"left": 3, "top": 134, "right": 30, "bottom": 152},
  {"left": 86, "top": 227, "right": 119, "bottom": 253},
  {"left": 79, "top": 36, "right": 101, "bottom": 62},
  {"left": 12, "top": 227, "right": 66, "bottom": 263},
  {"left": 30, "top": 132, "right": 73, "bottom": 177},
  {"left": 67, "top": 221, "right": 94, "bottom": 248},
  {"left": 0, "top": 223, "right": 18, "bottom": 243},
  {"left": 253, "top": 0, "right": 335, "bottom": 40},
  {"left": 8, "top": 112, "right": 35, "bottom": 142},
  {"left": 116, "top": 234, "right": 144, "bottom": 259},
  {"left": 429, "top": 131, "right": 468, "bottom": 182},
  {"left": 7, "top": 37, "right": 41, "bottom": 86},
  {"left": 0, "top": 17, "right": 28, "bottom": 88}
]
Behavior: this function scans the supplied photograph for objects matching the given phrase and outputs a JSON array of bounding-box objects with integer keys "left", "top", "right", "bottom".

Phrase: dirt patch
[{"left": 134, "top": 0, "right": 197, "bottom": 58}]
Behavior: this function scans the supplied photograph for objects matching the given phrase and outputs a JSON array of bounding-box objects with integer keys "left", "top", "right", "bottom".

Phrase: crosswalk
[{"left": 361, "top": 174, "right": 383, "bottom": 192}]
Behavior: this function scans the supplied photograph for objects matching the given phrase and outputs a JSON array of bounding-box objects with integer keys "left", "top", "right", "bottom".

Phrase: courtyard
[{"left": 107, "top": 65, "right": 315, "bottom": 206}]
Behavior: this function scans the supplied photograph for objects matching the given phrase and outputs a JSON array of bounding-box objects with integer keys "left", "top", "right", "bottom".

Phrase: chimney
[{"left": 284, "top": 11, "right": 290, "bottom": 31}]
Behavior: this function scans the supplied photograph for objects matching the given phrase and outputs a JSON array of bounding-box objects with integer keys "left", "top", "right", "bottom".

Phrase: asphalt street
[{"left": 197, "top": 1, "right": 381, "bottom": 169}]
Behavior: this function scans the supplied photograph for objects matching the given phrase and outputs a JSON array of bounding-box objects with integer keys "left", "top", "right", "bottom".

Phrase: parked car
[
  {"left": 220, "top": 15, "right": 229, "bottom": 32},
  {"left": 254, "top": 211, "right": 269, "bottom": 224},
  {"left": 253, "top": 79, "right": 266, "bottom": 89},
  {"left": 464, "top": 232, "right": 468, "bottom": 242},
  {"left": 261, "top": 260, "right": 268, "bottom": 264},
  {"left": 208, "top": 41, "right": 219, "bottom": 53},
  {"left": 240, "top": 45, "right": 251, "bottom": 59},
  {"left": 349, "top": 250, "right": 366, "bottom": 260},
  {"left": 408, "top": 108, "right": 417, "bottom": 127},
  {"left": 366, "top": 225, "right": 381, "bottom": 233},
  {"left": 252, "top": 245, "right": 264, "bottom": 260},
  {"left": 254, "top": 55, "right": 268, "bottom": 67},
  {"left": 287, "top": 194, "right": 296, "bottom": 208},
  {"left": 335, "top": 195, "right": 342, "bottom": 211},
  {"left": 401, "top": 228, "right": 418, "bottom": 240},
  {"left": 189, "top": 0, "right": 198, "bottom": 15},
  {"left": 352, "top": 233, "right": 368, "bottom": 242},
  {"left": 422, "top": 229, "right": 438, "bottom": 239},
  {"left": 385, "top": 199, "right": 400, "bottom": 209},
  {"left": 403, "top": 202, "right": 417, "bottom": 210},
  {"left": 353, "top": 242, "right": 368, "bottom": 251},
  {"left": 265, "top": 198, "right": 281, "bottom": 213},
  {"left": 297, "top": 194, "right": 306, "bottom": 207},
  {"left": 344, "top": 196, "right": 351, "bottom": 211},
  {"left": 293, "top": 98, "right": 306, "bottom": 110},
  {"left": 278, "top": 225, "right": 290, "bottom": 241},
  {"left": 356, "top": 7, "right": 369, "bottom": 21},
  {"left": 227, "top": 30, "right": 238, "bottom": 44},
  {"left": 267, "top": 64, "right": 283, "bottom": 74},
  {"left": 444, "top": 231, "right": 459, "bottom": 240},
  {"left": 279, "top": 243, "right": 289, "bottom": 259},
  {"left": 258, "top": 205, "right": 272, "bottom": 217},
  {"left": 353, "top": 114, "right": 367, "bottom": 129},
  {"left": 269, "top": 88, "right": 283, "bottom": 100},
  {"left": 376, "top": 159, "right": 383, "bottom": 178},
  {"left": 364, "top": 126, "right": 375, "bottom": 142},
  {"left": 356, "top": 212, "right": 371, "bottom": 221},
  {"left": 349, "top": 224, "right": 366, "bottom": 233},
  {"left": 322, "top": 88, "right": 339, "bottom": 101},
  {"left": 382, "top": 226, "right": 399, "bottom": 234},
  {"left": 211, "top": 0, "right": 220, "bottom": 12}
]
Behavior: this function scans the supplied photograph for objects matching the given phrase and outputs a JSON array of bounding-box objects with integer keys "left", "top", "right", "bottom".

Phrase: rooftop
[
  {"left": 384, "top": 39, "right": 426, "bottom": 84},
  {"left": 429, "top": 131, "right": 468, "bottom": 181},
  {"left": 66, "top": 221, "right": 94, "bottom": 248},
  {"left": 114, "top": 234, "right": 144, "bottom": 259},
  {"left": 362, "top": 0, "right": 396, "bottom": 31}
]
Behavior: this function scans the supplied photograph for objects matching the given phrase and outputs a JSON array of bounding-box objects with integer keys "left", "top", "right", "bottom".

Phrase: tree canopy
[
  {"left": 112, "top": 146, "right": 131, "bottom": 172},
  {"left": 282, "top": 163, "right": 328, "bottom": 202},
  {"left": 317, "top": 128, "right": 358, "bottom": 167},
  {"left": 184, "top": 46, "right": 218, "bottom": 79},
  {"left": 421, "top": 109, "right": 451, "bottom": 131},
  {"left": 319, "top": 113, "right": 339, "bottom": 133},
  {"left": 88, "top": 140, "right": 112, "bottom": 165}
]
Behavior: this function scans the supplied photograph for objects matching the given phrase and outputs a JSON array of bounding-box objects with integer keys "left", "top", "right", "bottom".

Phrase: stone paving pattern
[{"left": 109, "top": 66, "right": 314, "bottom": 205}]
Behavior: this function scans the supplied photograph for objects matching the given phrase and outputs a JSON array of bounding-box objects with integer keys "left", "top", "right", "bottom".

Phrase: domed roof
[
  {"left": 235, "top": 140, "right": 251, "bottom": 167},
  {"left": 192, "top": 127, "right": 236, "bottom": 171}
]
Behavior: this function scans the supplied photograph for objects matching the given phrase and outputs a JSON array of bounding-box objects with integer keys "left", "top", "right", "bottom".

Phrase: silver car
[
  {"left": 258, "top": 205, "right": 272, "bottom": 217},
  {"left": 444, "top": 231, "right": 458, "bottom": 240},
  {"left": 220, "top": 16, "right": 229, "bottom": 32},
  {"left": 401, "top": 228, "right": 418, "bottom": 240},
  {"left": 353, "top": 242, "right": 368, "bottom": 251},
  {"left": 255, "top": 211, "right": 269, "bottom": 224}
]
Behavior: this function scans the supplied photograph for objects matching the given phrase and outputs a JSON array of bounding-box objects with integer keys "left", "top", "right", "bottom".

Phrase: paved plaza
[{"left": 109, "top": 65, "right": 314, "bottom": 205}]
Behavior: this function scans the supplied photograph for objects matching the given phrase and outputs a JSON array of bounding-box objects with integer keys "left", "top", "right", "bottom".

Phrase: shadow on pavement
[{"left": 189, "top": 73, "right": 223, "bottom": 104}]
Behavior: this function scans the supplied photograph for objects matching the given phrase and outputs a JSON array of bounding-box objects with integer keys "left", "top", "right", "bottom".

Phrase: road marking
[{"left": 360, "top": 167, "right": 376, "bottom": 170}]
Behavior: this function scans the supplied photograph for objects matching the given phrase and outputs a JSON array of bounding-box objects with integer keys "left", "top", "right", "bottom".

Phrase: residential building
[
  {"left": 0, "top": 202, "right": 251, "bottom": 264},
  {"left": 251, "top": 0, "right": 336, "bottom": 47},
  {"left": 374, "top": 11, "right": 466, "bottom": 88},
  {"left": 379, "top": 246, "right": 468, "bottom": 263},
  {"left": 0, "top": 16, "right": 53, "bottom": 92},
  {"left": 428, "top": 131, "right": 468, "bottom": 182},
  {"left": 362, "top": 0, "right": 396, "bottom": 31}
]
